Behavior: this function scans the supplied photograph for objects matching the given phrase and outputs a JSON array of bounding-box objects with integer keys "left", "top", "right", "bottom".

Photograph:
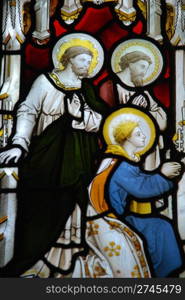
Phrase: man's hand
[
  {"left": 67, "top": 94, "right": 82, "bottom": 118},
  {"left": 160, "top": 162, "right": 182, "bottom": 178},
  {"left": 132, "top": 95, "right": 148, "bottom": 108},
  {"left": 0, "top": 148, "right": 22, "bottom": 164}
]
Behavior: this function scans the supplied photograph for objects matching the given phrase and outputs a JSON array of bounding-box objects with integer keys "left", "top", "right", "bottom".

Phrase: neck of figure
[
  {"left": 57, "top": 65, "right": 82, "bottom": 88},
  {"left": 117, "top": 68, "right": 134, "bottom": 87},
  {"left": 122, "top": 140, "right": 137, "bottom": 159}
]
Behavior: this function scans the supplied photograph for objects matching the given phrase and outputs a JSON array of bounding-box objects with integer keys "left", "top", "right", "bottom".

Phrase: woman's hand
[{"left": 160, "top": 162, "right": 182, "bottom": 178}]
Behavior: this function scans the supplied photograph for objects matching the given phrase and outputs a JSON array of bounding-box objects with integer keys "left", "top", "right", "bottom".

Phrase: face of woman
[{"left": 127, "top": 126, "right": 146, "bottom": 148}]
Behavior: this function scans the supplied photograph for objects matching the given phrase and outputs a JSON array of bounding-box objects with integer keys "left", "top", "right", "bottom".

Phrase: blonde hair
[{"left": 113, "top": 121, "right": 139, "bottom": 144}]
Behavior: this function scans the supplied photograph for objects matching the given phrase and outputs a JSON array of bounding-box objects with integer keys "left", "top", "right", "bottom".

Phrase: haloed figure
[
  {"left": 102, "top": 108, "right": 183, "bottom": 277},
  {"left": 116, "top": 51, "right": 152, "bottom": 87},
  {"left": 0, "top": 34, "right": 108, "bottom": 277}
]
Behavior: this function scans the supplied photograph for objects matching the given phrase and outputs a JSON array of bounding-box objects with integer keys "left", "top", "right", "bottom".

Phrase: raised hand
[
  {"left": 67, "top": 94, "right": 82, "bottom": 118},
  {"left": 0, "top": 148, "right": 22, "bottom": 164}
]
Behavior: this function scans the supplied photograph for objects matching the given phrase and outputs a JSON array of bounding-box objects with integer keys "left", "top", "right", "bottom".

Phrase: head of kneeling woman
[{"left": 113, "top": 119, "right": 146, "bottom": 161}]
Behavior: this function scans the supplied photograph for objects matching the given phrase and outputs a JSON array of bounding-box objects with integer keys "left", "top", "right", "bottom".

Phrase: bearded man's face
[
  {"left": 69, "top": 54, "right": 92, "bottom": 77},
  {"left": 129, "top": 60, "right": 149, "bottom": 86}
]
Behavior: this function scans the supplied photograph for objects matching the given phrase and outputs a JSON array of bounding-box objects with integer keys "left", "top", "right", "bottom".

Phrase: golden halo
[
  {"left": 103, "top": 107, "right": 156, "bottom": 156},
  {"left": 111, "top": 39, "right": 163, "bottom": 86},
  {"left": 52, "top": 33, "right": 104, "bottom": 77}
]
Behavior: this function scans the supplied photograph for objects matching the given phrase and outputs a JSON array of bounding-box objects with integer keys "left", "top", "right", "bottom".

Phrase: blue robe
[{"left": 108, "top": 161, "right": 182, "bottom": 277}]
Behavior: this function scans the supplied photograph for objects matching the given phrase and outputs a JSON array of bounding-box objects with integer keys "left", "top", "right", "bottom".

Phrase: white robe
[
  {"left": 12, "top": 74, "right": 102, "bottom": 151},
  {"left": 12, "top": 73, "right": 103, "bottom": 274}
]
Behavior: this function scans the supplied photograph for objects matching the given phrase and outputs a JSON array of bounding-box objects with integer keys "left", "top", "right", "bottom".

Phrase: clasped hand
[
  {"left": 160, "top": 162, "right": 182, "bottom": 178},
  {"left": 132, "top": 95, "right": 148, "bottom": 108}
]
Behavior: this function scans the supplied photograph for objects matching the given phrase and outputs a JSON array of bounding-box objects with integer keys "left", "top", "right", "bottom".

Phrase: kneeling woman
[
  {"left": 74, "top": 107, "right": 183, "bottom": 278},
  {"left": 99, "top": 107, "right": 183, "bottom": 277},
  {"left": 23, "top": 107, "right": 183, "bottom": 278}
]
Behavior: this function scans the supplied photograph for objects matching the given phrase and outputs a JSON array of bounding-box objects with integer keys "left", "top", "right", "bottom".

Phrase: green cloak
[{"left": 1, "top": 78, "right": 108, "bottom": 277}]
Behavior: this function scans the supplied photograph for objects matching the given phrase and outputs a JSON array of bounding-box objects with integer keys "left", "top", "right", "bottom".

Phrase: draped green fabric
[
  {"left": 19, "top": 116, "right": 98, "bottom": 188},
  {"left": 18, "top": 79, "right": 108, "bottom": 188},
  {"left": 1, "top": 80, "right": 108, "bottom": 277}
]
